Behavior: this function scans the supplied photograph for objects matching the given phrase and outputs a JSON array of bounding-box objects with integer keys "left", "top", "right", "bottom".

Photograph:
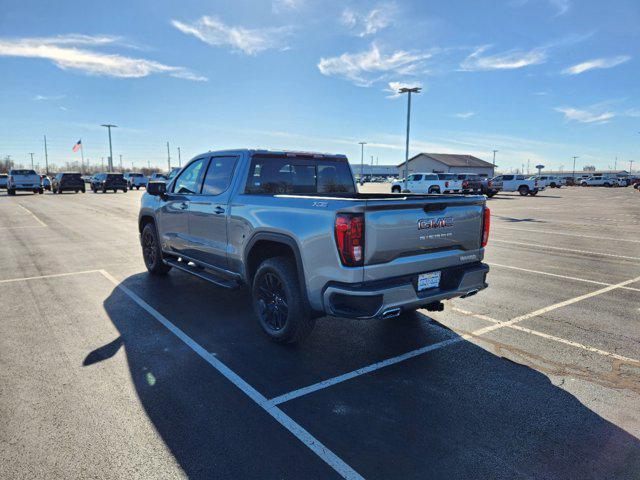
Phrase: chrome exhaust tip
[
  {"left": 461, "top": 289, "right": 479, "bottom": 298},
  {"left": 381, "top": 307, "right": 402, "bottom": 319}
]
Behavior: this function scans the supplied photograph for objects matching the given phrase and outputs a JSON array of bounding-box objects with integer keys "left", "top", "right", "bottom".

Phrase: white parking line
[
  {"left": 269, "top": 274, "right": 640, "bottom": 405},
  {"left": 495, "top": 226, "right": 640, "bottom": 244},
  {"left": 473, "top": 274, "right": 640, "bottom": 335},
  {"left": 0, "top": 269, "right": 101, "bottom": 284},
  {"left": 487, "top": 263, "right": 640, "bottom": 293},
  {"left": 17, "top": 203, "right": 47, "bottom": 227},
  {"left": 492, "top": 239, "right": 640, "bottom": 262},
  {"left": 98, "top": 270, "right": 364, "bottom": 480},
  {"left": 451, "top": 307, "right": 640, "bottom": 366}
]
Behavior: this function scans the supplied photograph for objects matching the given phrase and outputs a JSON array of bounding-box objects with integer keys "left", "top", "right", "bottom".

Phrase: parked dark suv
[
  {"left": 90, "top": 173, "right": 128, "bottom": 193},
  {"left": 52, "top": 173, "right": 85, "bottom": 194}
]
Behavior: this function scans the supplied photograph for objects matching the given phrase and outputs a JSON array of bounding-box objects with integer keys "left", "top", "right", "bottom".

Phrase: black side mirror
[{"left": 147, "top": 181, "right": 166, "bottom": 196}]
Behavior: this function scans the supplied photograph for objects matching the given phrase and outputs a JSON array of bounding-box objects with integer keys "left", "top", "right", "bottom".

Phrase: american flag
[{"left": 72, "top": 139, "right": 82, "bottom": 152}]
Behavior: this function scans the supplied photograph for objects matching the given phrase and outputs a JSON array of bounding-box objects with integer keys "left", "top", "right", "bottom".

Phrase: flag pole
[{"left": 80, "top": 141, "right": 85, "bottom": 174}]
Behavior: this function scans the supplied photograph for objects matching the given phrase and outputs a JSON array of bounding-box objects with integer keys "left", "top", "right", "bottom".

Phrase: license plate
[{"left": 417, "top": 271, "right": 441, "bottom": 291}]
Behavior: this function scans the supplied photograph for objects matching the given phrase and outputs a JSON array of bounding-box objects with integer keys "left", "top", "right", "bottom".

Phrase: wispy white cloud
[
  {"left": 460, "top": 45, "right": 547, "bottom": 71},
  {"left": 624, "top": 108, "right": 640, "bottom": 118},
  {"left": 272, "top": 0, "right": 302, "bottom": 12},
  {"left": 33, "top": 94, "right": 67, "bottom": 101},
  {"left": 0, "top": 35, "right": 206, "bottom": 81},
  {"left": 341, "top": 3, "right": 397, "bottom": 37},
  {"left": 511, "top": 0, "right": 571, "bottom": 17},
  {"left": 318, "top": 43, "right": 433, "bottom": 87},
  {"left": 562, "top": 55, "right": 631, "bottom": 75},
  {"left": 171, "top": 16, "right": 291, "bottom": 55},
  {"left": 555, "top": 106, "right": 615, "bottom": 124},
  {"left": 453, "top": 111, "right": 476, "bottom": 119},
  {"left": 384, "top": 81, "right": 423, "bottom": 98}
]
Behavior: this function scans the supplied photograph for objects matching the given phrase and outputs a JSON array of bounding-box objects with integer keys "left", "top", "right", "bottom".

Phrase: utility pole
[
  {"left": 630, "top": 160, "right": 635, "bottom": 173},
  {"left": 177, "top": 147, "right": 182, "bottom": 167},
  {"left": 572, "top": 156, "right": 579, "bottom": 180},
  {"left": 358, "top": 141, "right": 366, "bottom": 184},
  {"left": 492, "top": 149, "right": 498, "bottom": 166},
  {"left": 43, "top": 135, "right": 49, "bottom": 175},
  {"left": 166, "top": 141, "right": 171, "bottom": 172},
  {"left": 101, "top": 157, "right": 104, "bottom": 171},
  {"left": 119, "top": 154, "right": 123, "bottom": 172},
  {"left": 527, "top": 159, "right": 530, "bottom": 175},
  {"left": 614, "top": 156, "right": 617, "bottom": 171},
  {"left": 399, "top": 86, "right": 421, "bottom": 191},
  {"left": 28, "top": 152, "right": 34, "bottom": 169},
  {"left": 101, "top": 124, "right": 117, "bottom": 171}
]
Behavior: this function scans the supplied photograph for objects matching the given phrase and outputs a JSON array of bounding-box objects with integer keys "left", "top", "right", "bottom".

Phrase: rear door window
[
  {"left": 202, "top": 156, "right": 238, "bottom": 195},
  {"left": 245, "top": 156, "right": 355, "bottom": 194}
]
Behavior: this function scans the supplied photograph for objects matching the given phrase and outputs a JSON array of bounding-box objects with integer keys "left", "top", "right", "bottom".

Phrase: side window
[
  {"left": 413, "top": 174, "right": 423, "bottom": 181},
  {"left": 172, "top": 158, "right": 206, "bottom": 194},
  {"left": 201, "top": 156, "right": 238, "bottom": 196},
  {"left": 407, "top": 174, "right": 416, "bottom": 181},
  {"left": 503, "top": 175, "right": 514, "bottom": 181}
]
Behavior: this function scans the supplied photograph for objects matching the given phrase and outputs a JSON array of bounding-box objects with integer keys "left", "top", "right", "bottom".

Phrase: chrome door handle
[
  {"left": 214, "top": 206, "right": 225, "bottom": 214},
  {"left": 179, "top": 202, "right": 189, "bottom": 210}
]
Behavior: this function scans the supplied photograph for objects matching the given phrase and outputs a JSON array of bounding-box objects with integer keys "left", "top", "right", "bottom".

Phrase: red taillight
[
  {"left": 462, "top": 180, "right": 469, "bottom": 189},
  {"left": 481, "top": 207, "right": 491, "bottom": 247},
  {"left": 445, "top": 181, "right": 449, "bottom": 188},
  {"left": 335, "top": 213, "right": 364, "bottom": 267}
]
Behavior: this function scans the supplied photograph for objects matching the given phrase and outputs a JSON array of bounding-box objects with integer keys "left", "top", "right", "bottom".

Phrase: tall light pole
[
  {"left": 572, "top": 156, "right": 579, "bottom": 181},
  {"left": 492, "top": 149, "right": 498, "bottom": 167},
  {"left": 398, "top": 86, "right": 421, "bottom": 190},
  {"left": 177, "top": 147, "right": 182, "bottom": 167},
  {"left": 630, "top": 160, "right": 635, "bottom": 173},
  {"left": 43, "top": 135, "right": 49, "bottom": 175},
  {"left": 358, "top": 141, "right": 367, "bottom": 185},
  {"left": 28, "top": 152, "right": 34, "bottom": 169},
  {"left": 101, "top": 124, "right": 117, "bottom": 171},
  {"left": 166, "top": 142, "right": 171, "bottom": 172}
]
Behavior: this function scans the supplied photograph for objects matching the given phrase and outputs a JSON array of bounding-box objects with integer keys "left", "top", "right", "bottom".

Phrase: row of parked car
[
  {"left": 0, "top": 167, "right": 183, "bottom": 195},
  {"left": 391, "top": 171, "right": 638, "bottom": 197}
]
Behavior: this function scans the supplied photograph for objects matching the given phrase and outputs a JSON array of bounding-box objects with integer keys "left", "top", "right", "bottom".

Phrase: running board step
[{"left": 163, "top": 258, "right": 240, "bottom": 289}]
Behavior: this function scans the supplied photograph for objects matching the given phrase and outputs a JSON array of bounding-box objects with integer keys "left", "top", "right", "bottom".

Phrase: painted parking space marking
[
  {"left": 0, "top": 269, "right": 101, "bottom": 284},
  {"left": 487, "top": 263, "right": 640, "bottom": 293},
  {"left": 17, "top": 203, "right": 47, "bottom": 227},
  {"left": 495, "top": 226, "right": 640, "bottom": 244},
  {"left": 491, "top": 239, "right": 640, "bottom": 262},
  {"left": 450, "top": 307, "right": 640, "bottom": 366},
  {"left": 269, "top": 274, "right": 640, "bottom": 406},
  {"left": 98, "top": 270, "right": 364, "bottom": 480}
]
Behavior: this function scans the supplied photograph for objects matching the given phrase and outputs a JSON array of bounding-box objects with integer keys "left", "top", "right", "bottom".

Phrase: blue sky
[{"left": 0, "top": 0, "right": 638, "bottom": 172}]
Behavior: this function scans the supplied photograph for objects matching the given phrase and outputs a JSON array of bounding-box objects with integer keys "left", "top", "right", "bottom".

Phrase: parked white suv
[
  {"left": 491, "top": 174, "right": 543, "bottom": 196},
  {"left": 391, "top": 173, "right": 453, "bottom": 194},
  {"left": 580, "top": 176, "right": 618, "bottom": 187},
  {"left": 531, "top": 175, "right": 563, "bottom": 188}
]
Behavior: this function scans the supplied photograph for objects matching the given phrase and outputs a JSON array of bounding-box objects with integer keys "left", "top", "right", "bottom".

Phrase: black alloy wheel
[{"left": 256, "top": 272, "right": 289, "bottom": 332}]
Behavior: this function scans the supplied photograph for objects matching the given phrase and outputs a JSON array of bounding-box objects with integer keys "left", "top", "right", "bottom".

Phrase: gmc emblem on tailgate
[{"left": 418, "top": 217, "right": 454, "bottom": 230}]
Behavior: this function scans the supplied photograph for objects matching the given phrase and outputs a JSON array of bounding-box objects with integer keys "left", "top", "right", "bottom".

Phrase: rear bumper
[
  {"left": 10, "top": 185, "right": 40, "bottom": 191},
  {"left": 322, "top": 262, "right": 489, "bottom": 319}
]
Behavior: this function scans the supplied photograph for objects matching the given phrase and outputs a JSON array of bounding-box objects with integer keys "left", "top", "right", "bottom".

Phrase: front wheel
[
  {"left": 391, "top": 186, "right": 401, "bottom": 193},
  {"left": 486, "top": 191, "right": 497, "bottom": 198},
  {"left": 252, "top": 257, "right": 315, "bottom": 344},
  {"left": 38, "top": 188, "right": 43, "bottom": 194},
  {"left": 141, "top": 223, "right": 171, "bottom": 275},
  {"left": 518, "top": 186, "right": 529, "bottom": 196},
  {"left": 428, "top": 186, "right": 440, "bottom": 194}
]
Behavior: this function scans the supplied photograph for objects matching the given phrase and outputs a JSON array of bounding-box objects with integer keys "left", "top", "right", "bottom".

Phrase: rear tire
[
  {"left": 252, "top": 257, "right": 315, "bottom": 344},
  {"left": 428, "top": 186, "right": 440, "bottom": 194},
  {"left": 123, "top": 187, "right": 128, "bottom": 193},
  {"left": 518, "top": 186, "right": 529, "bottom": 196},
  {"left": 391, "top": 186, "right": 401, "bottom": 193},
  {"left": 486, "top": 192, "right": 496, "bottom": 198},
  {"left": 529, "top": 189, "right": 538, "bottom": 196},
  {"left": 38, "top": 188, "right": 43, "bottom": 194},
  {"left": 141, "top": 223, "right": 171, "bottom": 275},
  {"left": 136, "top": 186, "right": 140, "bottom": 190}
]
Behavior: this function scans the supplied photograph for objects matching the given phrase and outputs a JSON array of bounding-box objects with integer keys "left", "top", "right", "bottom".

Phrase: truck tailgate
[{"left": 363, "top": 195, "right": 485, "bottom": 280}]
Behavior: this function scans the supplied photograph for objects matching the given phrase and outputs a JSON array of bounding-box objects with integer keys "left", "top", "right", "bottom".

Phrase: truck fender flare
[{"left": 243, "top": 232, "right": 312, "bottom": 313}]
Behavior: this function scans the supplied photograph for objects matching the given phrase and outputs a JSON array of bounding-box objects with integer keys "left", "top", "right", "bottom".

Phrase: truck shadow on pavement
[{"left": 87, "top": 272, "right": 640, "bottom": 479}]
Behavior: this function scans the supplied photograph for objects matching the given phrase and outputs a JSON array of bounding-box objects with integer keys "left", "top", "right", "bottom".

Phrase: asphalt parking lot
[{"left": 1, "top": 185, "right": 639, "bottom": 479}]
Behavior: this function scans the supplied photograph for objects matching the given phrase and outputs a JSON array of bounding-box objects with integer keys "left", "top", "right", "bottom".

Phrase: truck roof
[{"left": 192, "top": 149, "right": 348, "bottom": 161}]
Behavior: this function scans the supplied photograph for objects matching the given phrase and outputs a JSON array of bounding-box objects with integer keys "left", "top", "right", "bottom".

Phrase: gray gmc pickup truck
[{"left": 139, "top": 149, "right": 490, "bottom": 343}]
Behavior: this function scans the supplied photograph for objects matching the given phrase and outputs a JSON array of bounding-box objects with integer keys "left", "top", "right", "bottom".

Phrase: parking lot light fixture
[
  {"left": 358, "top": 141, "right": 367, "bottom": 184},
  {"left": 572, "top": 156, "right": 579, "bottom": 180},
  {"left": 399, "top": 86, "right": 421, "bottom": 191},
  {"left": 101, "top": 124, "right": 117, "bottom": 172}
]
